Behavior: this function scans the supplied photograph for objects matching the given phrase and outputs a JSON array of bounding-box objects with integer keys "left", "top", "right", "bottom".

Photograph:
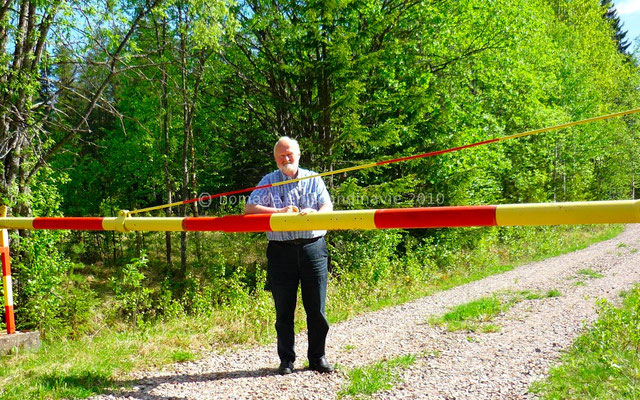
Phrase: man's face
[{"left": 274, "top": 141, "right": 300, "bottom": 177}]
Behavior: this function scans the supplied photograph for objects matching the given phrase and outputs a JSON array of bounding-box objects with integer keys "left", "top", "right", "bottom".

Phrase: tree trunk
[
  {"left": 156, "top": 15, "right": 173, "bottom": 267},
  {"left": 188, "top": 125, "right": 202, "bottom": 265},
  {"left": 317, "top": 40, "right": 333, "bottom": 187},
  {"left": 178, "top": 2, "right": 190, "bottom": 279}
]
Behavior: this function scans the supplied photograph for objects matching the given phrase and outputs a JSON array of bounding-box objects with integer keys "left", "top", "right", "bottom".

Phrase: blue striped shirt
[{"left": 247, "top": 168, "right": 332, "bottom": 241}]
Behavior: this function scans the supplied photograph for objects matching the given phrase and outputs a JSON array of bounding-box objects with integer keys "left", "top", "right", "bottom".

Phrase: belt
[{"left": 274, "top": 236, "right": 322, "bottom": 245}]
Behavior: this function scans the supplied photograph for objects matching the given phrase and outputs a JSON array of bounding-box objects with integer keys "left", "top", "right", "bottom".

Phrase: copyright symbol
[{"left": 198, "top": 192, "right": 212, "bottom": 208}]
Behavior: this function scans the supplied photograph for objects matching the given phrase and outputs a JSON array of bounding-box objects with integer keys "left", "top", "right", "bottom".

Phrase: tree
[
  {"left": 601, "top": 0, "right": 631, "bottom": 54},
  {"left": 0, "top": 0, "right": 162, "bottom": 216}
]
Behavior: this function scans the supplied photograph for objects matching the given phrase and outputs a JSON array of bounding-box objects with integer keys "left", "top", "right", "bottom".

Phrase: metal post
[{"left": 0, "top": 206, "right": 15, "bottom": 334}]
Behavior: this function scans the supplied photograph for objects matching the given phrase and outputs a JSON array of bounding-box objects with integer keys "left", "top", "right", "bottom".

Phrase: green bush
[
  {"left": 329, "top": 230, "right": 402, "bottom": 285},
  {"left": 109, "top": 253, "right": 153, "bottom": 327},
  {"left": 12, "top": 231, "right": 75, "bottom": 336},
  {"left": 60, "top": 281, "right": 99, "bottom": 338},
  {"left": 579, "top": 291, "right": 640, "bottom": 372},
  {"left": 402, "top": 235, "right": 438, "bottom": 283}
]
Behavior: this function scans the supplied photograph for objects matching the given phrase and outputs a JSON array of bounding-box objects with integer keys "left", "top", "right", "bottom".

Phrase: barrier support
[{"left": 0, "top": 206, "right": 15, "bottom": 334}]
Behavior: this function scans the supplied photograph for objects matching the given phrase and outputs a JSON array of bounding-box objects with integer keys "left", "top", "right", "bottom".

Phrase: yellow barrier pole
[{"left": 495, "top": 200, "right": 640, "bottom": 226}]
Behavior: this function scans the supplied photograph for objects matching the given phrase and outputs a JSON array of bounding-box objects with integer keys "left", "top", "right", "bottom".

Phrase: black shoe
[
  {"left": 309, "top": 356, "right": 334, "bottom": 373},
  {"left": 278, "top": 360, "right": 294, "bottom": 375}
]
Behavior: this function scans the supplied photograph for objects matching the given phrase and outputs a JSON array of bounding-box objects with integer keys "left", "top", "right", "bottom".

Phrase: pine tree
[{"left": 601, "top": 0, "right": 631, "bottom": 54}]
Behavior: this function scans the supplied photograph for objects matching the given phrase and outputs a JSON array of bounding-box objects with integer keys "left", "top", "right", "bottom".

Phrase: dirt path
[{"left": 95, "top": 224, "right": 640, "bottom": 399}]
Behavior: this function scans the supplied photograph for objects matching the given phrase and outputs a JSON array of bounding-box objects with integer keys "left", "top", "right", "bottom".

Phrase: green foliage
[
  {"left": 577, "top": 268, "right": 604, "bottom": 279},
  {"left": 330, "top": 230, "right": 402, "bottom": 286},
  {"left": 532, "top": 285, "right": 640, "bottom": 399},
  {"left": 339, "top": 354, "right": 416, "bottom": 398},
  {"left": 12, "top": 231, "right": 75, "bottom": 337},
  {"left": 171, "top": 350, "right": 196, "bottom": 363},
  {"left": 547, "top": 289, "right": 562, "bottom": 298},
  {"left": 436, "top": 296, "right": 504, "bottom": 323},
  {"left": 109, "top": 254, "right": 154, "bottom": 327},
  {"left": 2, "top": 0, "right": 640, "bottom": 396},
  {"left": 402, "top": 236, "right": 439, "bottom": 284}
]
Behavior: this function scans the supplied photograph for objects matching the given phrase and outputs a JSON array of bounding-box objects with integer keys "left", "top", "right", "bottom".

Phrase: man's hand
[
  {"left": 278, "top": 205, "right": 299, "bottom": 213},
  {"left": 299, "top": 208, "right": 317, "bottom": 215}
]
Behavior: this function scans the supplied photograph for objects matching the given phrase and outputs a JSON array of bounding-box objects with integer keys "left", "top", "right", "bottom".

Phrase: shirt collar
[{"left": 279, "top": 168, "right": 299, "bottom": 181}]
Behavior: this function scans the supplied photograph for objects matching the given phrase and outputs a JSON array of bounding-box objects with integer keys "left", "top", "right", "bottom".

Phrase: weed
[
  {"left": 481, "top": 324, "right": 502, "bottom": 333},
  {"left": 546, "top": 289, "right": 562, "bottom": 298},
  {"left": 171, "top": 350, "right": 196, "bottom": 363},
  {"left": 430, "top": 290, "right": 558, "bottom": 332},
  {"left": 577, "top": 268, "right": 604, "bottom": 279},
  {"left": 339, "top": 354, "right": 416, "bottom": 398}
]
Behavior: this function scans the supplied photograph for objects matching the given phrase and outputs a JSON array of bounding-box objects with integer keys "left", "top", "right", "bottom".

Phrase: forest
[{"left": 0, "top": 0, "right": 639, "bottom": 395}]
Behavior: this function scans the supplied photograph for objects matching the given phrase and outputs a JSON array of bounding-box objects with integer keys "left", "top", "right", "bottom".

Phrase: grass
[
  {"left": 530, "top": 284, "right": 640, "bottom": 399},
  {"left": 338, "top": 354, "right": 416, "bottom": 398},
  {"left": 0, "top": 293, "right": 277, "bottom": 400},
  {"left": 432, "top": 296, "right": 503, "bottom": 331},
  {"left": 576, "top": 268, "right": 604, "bottom": 279},
  {"left": 546, "top": 289, "right": 562, "bottom": 298},
  {"left": 0, "top": 224, "right": 624, "bottom": 399},
  {"left": 429, "top": 290, "right": 560, "bottom": 332}
]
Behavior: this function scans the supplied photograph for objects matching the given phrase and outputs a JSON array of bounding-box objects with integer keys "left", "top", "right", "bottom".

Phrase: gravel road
[{"left": 94, "top": 224, "right": 640, "bottom": 399}]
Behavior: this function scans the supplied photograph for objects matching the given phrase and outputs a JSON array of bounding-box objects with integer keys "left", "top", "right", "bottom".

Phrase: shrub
[
  {"left": 12, "top": 230, "right": 75, "bottom": 337},
  {"left": 329, "top": 230, "right": 402, "bottom": 285},
  {"left": 109, "top": 253, "right": 153, "bottom": 327}
]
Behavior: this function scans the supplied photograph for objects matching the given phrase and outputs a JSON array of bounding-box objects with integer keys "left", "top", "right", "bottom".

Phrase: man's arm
[
  {"left": 318, "top": 201, "right": 333, "bottom": 212},
  {"left": 299, "top": 184, "right": 333, "bottom": 215},
  {"left": 245, "top": 203, "right": 299, "bottom": 214}
]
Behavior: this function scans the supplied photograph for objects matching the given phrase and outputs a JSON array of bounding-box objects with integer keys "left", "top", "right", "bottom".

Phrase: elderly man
[{"left": 245, "top": 136, "right": 334, "bottom": 375}]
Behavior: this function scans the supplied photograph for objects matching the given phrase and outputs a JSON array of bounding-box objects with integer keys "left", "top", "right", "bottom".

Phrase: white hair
[{"left": 273, "top": 136, "right": 301, "bottom": 155}]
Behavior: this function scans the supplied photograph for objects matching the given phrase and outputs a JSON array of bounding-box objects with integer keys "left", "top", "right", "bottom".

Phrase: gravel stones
[{"left": 92, "top": 225, "right": 640, "bottom": 399}]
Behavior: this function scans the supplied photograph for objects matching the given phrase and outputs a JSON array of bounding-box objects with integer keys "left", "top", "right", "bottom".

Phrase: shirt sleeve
[
  {"left": 247, "top": 175, "right": 273, "bottom": 206},
  {"left": 316, "top": 177, "right": 332, "bottom": 208}
]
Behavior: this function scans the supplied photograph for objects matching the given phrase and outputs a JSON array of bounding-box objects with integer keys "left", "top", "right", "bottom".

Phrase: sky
[{"left": 613, "top": 0, "right": 640, "bottom": 53}]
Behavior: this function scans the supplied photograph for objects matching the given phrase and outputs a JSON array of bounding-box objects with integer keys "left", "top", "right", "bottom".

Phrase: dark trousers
[{"left": 266, "top": 237, "right": 329, "bottom": 363}]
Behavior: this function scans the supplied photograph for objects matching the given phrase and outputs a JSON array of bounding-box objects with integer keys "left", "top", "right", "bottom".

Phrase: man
[{"left": 245, "top": 136, "right": 334, "bottom": 375}]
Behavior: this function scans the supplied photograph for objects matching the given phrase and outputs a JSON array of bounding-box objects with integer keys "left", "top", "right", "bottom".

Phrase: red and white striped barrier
[
  {"left": 0, "top": 200, "right": 637, "bottom": 233},
  {"left": 0, "top": 206, "right": 15, "bottom": 334}
]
